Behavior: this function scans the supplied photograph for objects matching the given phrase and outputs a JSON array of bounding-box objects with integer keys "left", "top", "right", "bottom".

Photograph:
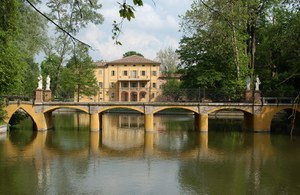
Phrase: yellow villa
[{"left": 80, "top": 55, "right": 161, "bottom": 102}]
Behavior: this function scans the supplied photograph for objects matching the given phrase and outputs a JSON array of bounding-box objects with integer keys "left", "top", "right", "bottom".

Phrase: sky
[{"left": 76, "top": 0, "right": 192, "bottom": 62}]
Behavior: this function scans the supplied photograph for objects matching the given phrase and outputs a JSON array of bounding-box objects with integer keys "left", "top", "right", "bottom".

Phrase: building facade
[{"left": 81, "top": 55, "right": 161, "bottom": 102}]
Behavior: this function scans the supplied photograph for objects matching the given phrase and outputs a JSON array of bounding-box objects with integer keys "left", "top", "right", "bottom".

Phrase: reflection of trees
[
  {"left": 3, "top": 112, "right": 300, "bottom": 194},
  {"left": 45, "top": 113, "right": 90, "bottom": 152},
  {"left": 154, "top": 114, "right": 197, "bottom": 152},
  {"left": 0, "top": 160, "right": 38, "bottom": 194},
  {"left": 45, "top": 130, "right": 89, "bottom": 152},
  {"left": 156, "top": 131, "right": 198, "bottom": 153},
  {"left": 208, "top": 131, "right": 248, "bottom": 152},
  {"left": 155, "top": 114, "right": 194, "bottom": 132},
  {"left": 178, "top": 133, "right": 300, "bottom": 194},
  {"left": 209, "top": 118, "right": 243, "bottom": 131},
  {"left": 53, "top": 112, "right": 90, "bottom": 131},
  {"left": 271, "top": 109, "right": 300, "bottom": 135},
  {"left": 178, "top": 133, "right": 251, "bottom": 194},
  {"left": 179, "top": 159, "right": 248, "bottom": 194},
  {"left": 9, "top": 127, "right": 37, "bottom": 149}
]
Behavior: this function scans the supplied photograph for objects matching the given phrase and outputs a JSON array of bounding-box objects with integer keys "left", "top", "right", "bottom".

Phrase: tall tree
[
  {"left": 42, "top": 0, "right": 104, "bottom": 96},
  {"left": 61, "top": 44, "right": 98, "bottom": 102},
  {"left": 177, "top": 0, "right": 286, "bottom": 95},
  {"left": 156, "top": 47, "right": 179, "bottom": 75},
  {"left": 0, "top": 1, "right": 47, "bottom": 96},
  {"left": 255, "top": 4, "right": 300, "bottom": 96},
  {"left": 0, "top": 0, "right": 23, "bottom": 95}
]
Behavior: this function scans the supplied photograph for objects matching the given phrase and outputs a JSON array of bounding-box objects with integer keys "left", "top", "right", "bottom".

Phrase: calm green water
[{"left": 0, "top": 112, "right": 300, "bottom": 194}]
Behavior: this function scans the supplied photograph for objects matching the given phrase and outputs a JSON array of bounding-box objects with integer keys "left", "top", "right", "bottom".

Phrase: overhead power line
[{"left": 25, "top": 0, "right": 92, "bottom": 48}]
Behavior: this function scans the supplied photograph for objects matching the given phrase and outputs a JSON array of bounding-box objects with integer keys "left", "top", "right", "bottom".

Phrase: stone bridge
[{"left": 3, "top": 101, "right": 300, "bottom": 132}]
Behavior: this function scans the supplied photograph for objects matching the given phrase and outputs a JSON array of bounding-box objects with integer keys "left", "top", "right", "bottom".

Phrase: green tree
[
  {"left": 1, "top": 1, "right": 47, "bottom": 96},
  {"left": 62, "top": 45, "right": 98, "bottom": 102},
  {"left": 0, "top": 0, "right": 23, "bottom": 95},
  {"left": 123, "top": 51, "right": 144, "bottom": 57},
  {"left": 42, "top": 0, "right": 104, "bottom": 97},
  {"left": 161, "top": 79, "right": 182, "bottom": 102},
  {"left": 41, "top": 54, "right": 61, "bottom": 92},
  {"left": 177, "top": 0, "right": 290, "bottom": 97},
  {"left": 255, "top": 6, "right": 300, "bottom": 96},
  {"left": 0, "top": 0, "right": 47, "bottom": 122},
  {"left": 22, "top": 59, "right": 40, "bottom": 97}
]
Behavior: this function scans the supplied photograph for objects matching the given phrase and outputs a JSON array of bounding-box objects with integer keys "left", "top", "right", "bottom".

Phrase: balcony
[
  {"left": 119, "top": 87, "right": 149, "bottom": 92},
  {"left": 118, "top": 75, "right": 150, "bottom": 81}
]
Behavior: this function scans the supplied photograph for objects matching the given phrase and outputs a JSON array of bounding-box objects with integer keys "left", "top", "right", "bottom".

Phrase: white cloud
[{"left": 78, "top": 0, "right": 191, "bottom": 61}]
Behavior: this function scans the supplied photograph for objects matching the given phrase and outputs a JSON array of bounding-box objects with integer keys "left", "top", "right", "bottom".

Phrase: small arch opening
[
  {"left": 270, "top": 109, "right": 300, "bottom": 135},
  {"left": 121, "top": 91, "right": 129, "bottom": 101},
  {"left": 155, "top": 108, "right": 195, "bottom": 132},
  {"left": 130, "top": 92, "right": 138, "bottom": 102},
  {"left": 208, "top": 109, "right": 246, "bottom": 132},
  {"left": 101, "top": 108, "right": 144, "bottom": 150},
  {"left": 9, "top": 108, "right": 37, "bottom": 131},
  {"left": 49, "top": 108, "right": 90, "bottom": 131},
  {"left": 8, "top": 108, "right": 38, "bottom": 147}
]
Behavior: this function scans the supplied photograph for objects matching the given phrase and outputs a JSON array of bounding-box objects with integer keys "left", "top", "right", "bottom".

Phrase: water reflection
[{"left": 0, "top": 113, "right": 300, "bottom": 194}]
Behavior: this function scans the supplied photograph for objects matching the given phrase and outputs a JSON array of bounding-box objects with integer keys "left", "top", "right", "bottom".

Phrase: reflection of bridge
[
  {"left": 3, "top": 131, "right": 274, "bottom": 161},
  {"left": 3, "top": 101, "right": 299, "bottom": 132}
]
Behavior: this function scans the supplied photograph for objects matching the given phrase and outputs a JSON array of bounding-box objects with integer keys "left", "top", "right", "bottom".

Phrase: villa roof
[
  {"left": 107, "top": 55, "right": 160, "bottom": 65},
  {"left": 94, "top": 61, "right": 106, "bottom": 67}
]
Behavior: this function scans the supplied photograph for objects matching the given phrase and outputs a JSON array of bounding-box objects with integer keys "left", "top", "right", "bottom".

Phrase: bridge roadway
[{"left": 3, "top": 101, "right": 300, "bottom": 132}]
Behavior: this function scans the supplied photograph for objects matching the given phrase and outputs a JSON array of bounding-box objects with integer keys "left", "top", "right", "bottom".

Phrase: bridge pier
[
  {"left": 35, "top": 112, "right": 53, "bottom": 131},
  {"left": 90, "top": 113, "right": 101, "bottom": 131},
  {"left": 144, "top": 132, "right": 154, "bottom": 155},
  {"left": 44, "top": 112, "right": 54, "bottom": 130},
  {"left": 253, "top": 115, "right": 271, "bottom": 132},
  {"left": 197, "top": 133, "right": 208, "bottom": 149},
  {"left": 194, "top": 113, "right": 208, "bottom": 132},
  {"left": 90, "top": 132, "right": 102, "bottom": 154},
  {"left": 144, "top": 114, "right": 154, "bottom": 132}
]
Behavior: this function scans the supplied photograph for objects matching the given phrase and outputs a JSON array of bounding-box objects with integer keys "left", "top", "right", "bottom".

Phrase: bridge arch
[
  {"left": 206, "top": 106, "right": 252, "bottom": 115},
  {"left": 153, "top": 106, "right": 198, "bottom": 114},
  {"left": 4, "top": 104, "right": 40, "bottom": 130},
  {"left": 203, "top": 107, "right": 254, "bottom": 132},
  {"left": 265, "top": 106, "right": 300, "bottom": 121},
  {"left": 267, "top": 106, "right": 300, "bottom": 134},
  {"left": 98, "top": 106, "right": 144, "bottom": 114},
  {"left": 43, "top": 106, "right": 89, "bottom": 114}
]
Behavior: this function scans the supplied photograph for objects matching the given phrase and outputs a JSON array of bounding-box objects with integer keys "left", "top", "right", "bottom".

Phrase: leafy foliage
[
  {"left": 160, "top": 79, "right": 182, "bottom": 102},
  {"left": 42, "top": 0, "right": 104, "bottom": 96},
  {"left": 123, "top": 51, "right": 143, "bottom": 57},
  {"left": 112, "top": 0, "right": 144, "bottom": 44},
  {"left": 62, "top": 45, "right": 98, "bottom": 101},
  {"left": 178, "top": 0, "right": 299, "bottom": 97}
]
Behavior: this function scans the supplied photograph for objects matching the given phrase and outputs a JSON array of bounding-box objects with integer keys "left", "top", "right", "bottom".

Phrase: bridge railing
[
  {"left": 262, "top": 97, "right": 298, "bottom": 105},
  {"left": 154, "top": 88, "right": 244, "bottom": 102},
  {"left": 0, "top": 95, "right": 34, "bottom": 105},
  {"left": 94, "top": 88, "right": 245, "bottom": 103},
  {"left": 2, "top": 89, "right": 298, "bottom": 105},
  {"left": 50, "top": 88, "right": 299, "bottom": 104}
]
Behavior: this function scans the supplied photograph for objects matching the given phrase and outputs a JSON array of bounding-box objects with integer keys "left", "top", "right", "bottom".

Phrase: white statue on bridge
[
  {"left": 46, "top": 75, "right": 51, "bottom": 90},
  {"left": 255, "top": 75, "right": 261, "bottom": 91},
  {"left": 246, "top": 76, "right": 251, "bottom": 90},
  {"left": 37, "top": 75, "right": 43, "bottom": 90}
]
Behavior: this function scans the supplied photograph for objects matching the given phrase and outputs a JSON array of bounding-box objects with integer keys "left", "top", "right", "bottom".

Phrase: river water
[{"left": 0, "top": 112, "right": 300, "bottom": 194}]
